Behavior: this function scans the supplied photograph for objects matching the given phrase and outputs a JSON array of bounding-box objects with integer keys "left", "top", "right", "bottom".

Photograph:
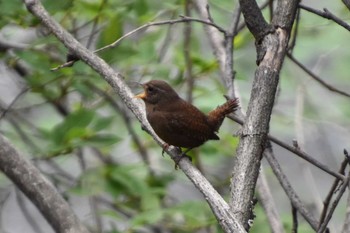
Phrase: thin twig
[
  {"left": 319, "top": 155, "right": 349, "bottom": 228},
  {"left": 287, "top": 53, "right": 350, "bottom": 98},
  {"left": 157, "top": 11, "right": 177, "bottom": 62},
  {"left": 86, "top": 0, "right": 107, "bottom": 49},
  {"left": 0, "top": 88, "right": 29, "bottom": 121},
  {"left": 184, "top": 1, "right": 194, "bottom": 104},
  {"left": 99, "top": 15, "right": 226, "bottom": 49},
  {"left": 51, "top": 16, "right": 227, "bottom": 71},
  {"left": 291, "top": 203, "right": 298, "bottom": 233},
  {"left": 342, "top": 0, "right": 350, "bottom": 10},
  {"left": 288, "top": 7, "right": 301, "bottom": 53},
  {"left": 264, "top": 147, "right": 319, "bottom": 230},
  {"left": 317, "top": 176, "right": 350, "bottom": 233},
  {"left": 294, "top": 85, "right": 324, "bottom": 223},
  {"left": 299, "top": 4, "right": 350, "bottom": 32},
  {"left": 0, "top": 75, "right": 69, "bottom": 121},
  {"left": 229, "top": 115, "right": 346, "bottom": 180},
  {"left": 223, "top": 5, "right": 241, "bottom": 99}
]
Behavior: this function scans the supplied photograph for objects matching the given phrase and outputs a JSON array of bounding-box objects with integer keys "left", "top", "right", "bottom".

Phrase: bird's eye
[{"left": 147, "top": 86, "right": 154, "bottom": 92}]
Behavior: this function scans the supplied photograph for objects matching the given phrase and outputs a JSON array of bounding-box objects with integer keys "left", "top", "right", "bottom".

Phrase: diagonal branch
[
  {"left": 238, "top": 0, "right": 270, "bottom": 41},
  {"left": 0, "top": 134, "right": 90, "bottom": 233},
  {"left": 287, "top": 53, "right": 350, "bottom": 98},
  {"left": 299, "top": 4, "right": 350, "bottom": 32},
  {"left": 22, "top": 0, "right": 246, "bottom": 232},
  {"left": 229, "top": 115, "right": 345, "bottom": 180},
  {"left": 264, "top": 148, "right": 320, "bottom": 230}
]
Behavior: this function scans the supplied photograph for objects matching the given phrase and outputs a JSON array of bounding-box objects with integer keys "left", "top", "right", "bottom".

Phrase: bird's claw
[
  {"left": 174, "top": 153, "right": 192, "bottom": 170},
  {"left": 162, "top": 143, "right": 170, "bottom": 157}
]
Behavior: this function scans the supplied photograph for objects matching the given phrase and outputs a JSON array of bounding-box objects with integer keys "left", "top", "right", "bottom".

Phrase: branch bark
[
  {"left": 230, "top": 0, "right": 299, "bottom": 229},
  {"left": 0, "top": 134, "right": 90, "bottom": 233}
]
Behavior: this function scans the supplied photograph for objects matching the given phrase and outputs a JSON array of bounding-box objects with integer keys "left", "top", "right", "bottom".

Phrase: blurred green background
[{"left": 0, "top": 0, "right": 349, "bottom": 232}]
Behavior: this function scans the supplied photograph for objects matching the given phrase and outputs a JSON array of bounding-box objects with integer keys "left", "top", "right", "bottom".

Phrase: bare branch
[
  {"left": 230, "top": 115, "right": 345, "bottom": 181},
  {"left": 342, "top": 0, "right": 350, "bottom": 10},
  {"left": 0, "top": 134, "right": 90, "bottom": 233},
  {"left": 224, "top": 5, "right": 241, "bottom": 99},
  {"left": 319, "top": 157, "right": 348, "bottom": 230},
  {"left": 299, "top": 4, "right": 350, "bottom": 32},
  {"left": 264, "top": 148, "right": 320, "bottom": 230},
  {"left": 96, "top": 16, "right": 227, "bottom": 53},
  {"left": 227, "top": 115, "right": 321, "bottom": 229},
  {"left": 341, "top": 176, "right": 350, "bottom": 233},
  {"left": 51, "top": 16, "right": 226, "bottom": 71},
  {"left": 193, "top": 0, "right": 227, "bottom": 82},
  {"left": 317, "top": 176, "right": 350, "bottom": 233},
  {"left": 238, "top": 0, "right": 270, "bottom": 41},
  {"left": 287, "top": 53, "right": 350, "bottom": 98},
  {"left": 229, "top": 0, "right": 299, "bottom": 228},
  {"left": 291, "top": 203, "right": 298, "bottom": 233}
]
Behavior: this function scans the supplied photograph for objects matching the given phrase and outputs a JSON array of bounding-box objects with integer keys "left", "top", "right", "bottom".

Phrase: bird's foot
[
  {"left": 161, "top": 143, "right": 170, "bottom": 157},
  {"left": 174, "top": 153, "right": 192, "bottom": 170}
]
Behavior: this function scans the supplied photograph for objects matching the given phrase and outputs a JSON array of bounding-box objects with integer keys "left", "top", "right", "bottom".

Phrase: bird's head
[{"left": 135, "top": 80, "right": 179, "bottom": 105}]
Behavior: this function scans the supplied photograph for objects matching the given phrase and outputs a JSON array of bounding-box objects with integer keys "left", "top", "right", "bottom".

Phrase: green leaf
[
  {"left": 84, "top": 134, "right": 120, "bottom": 147},
  {"left": 52, "top": 108, "right": 95, "bottom": 145},
  {"left": 91, "top": 116, "right": 115, "bottom": 131},
  {"left": 131, "top": 209, "right": 164, "bottom": 227},
  {"left": 108, "top": 166, "right": 148, "bottom": 196},
  {"left": 141, "top": 190, "right": 161, "bottom": 211},
  {"left": 134, "top": 0, "right": 149, "bottom": 17},
  {"left": 70, "top": 168, "right": 106, "bottom": 196},
  {"left": 97, "top": 14, "right": 123, "bottom": 48}
]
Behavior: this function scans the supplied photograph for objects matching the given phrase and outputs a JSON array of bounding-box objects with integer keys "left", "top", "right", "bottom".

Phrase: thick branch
[
  {"left": 0, "top": 134, "right": 90, "bottom": 233},
  {"left": 238, "top": 0, "right": 270, "bottom": 41},
  {"left": 22, "top": 0, "right": 245, "bottom": 232},
  {"left": 230, "top": 0, "right": 299, "bottom": 229}
]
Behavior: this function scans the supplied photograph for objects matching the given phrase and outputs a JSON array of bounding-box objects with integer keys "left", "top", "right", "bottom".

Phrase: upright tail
[{"left": 207, "top": 98, "right": 239, "bottom": 132}]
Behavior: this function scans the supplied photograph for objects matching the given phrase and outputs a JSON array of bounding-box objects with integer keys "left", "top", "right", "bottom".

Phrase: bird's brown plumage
[{"left": 135, "top": 80, "right": 239, "bottom": 150}]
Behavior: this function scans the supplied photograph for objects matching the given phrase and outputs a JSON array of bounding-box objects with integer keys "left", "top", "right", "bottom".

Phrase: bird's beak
[
  {"left": 133, "top": 81, "right": 146, "bottom": 99},
  {"left": 134, "top": 92, "right": 146, "bottom": 99}
]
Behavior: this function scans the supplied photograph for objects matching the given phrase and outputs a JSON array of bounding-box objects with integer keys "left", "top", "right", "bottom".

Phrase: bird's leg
[
  {"left": 174, "top": 148, "right": 193, "bottom": 169},
  {"left": 161, "top": 143, "right": 170, "bottom": 157}
]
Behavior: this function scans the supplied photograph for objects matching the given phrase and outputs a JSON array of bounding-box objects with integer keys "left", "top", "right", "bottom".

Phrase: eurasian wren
[{"left": 135, "top": 80, "right": 239, "bottom": 163}]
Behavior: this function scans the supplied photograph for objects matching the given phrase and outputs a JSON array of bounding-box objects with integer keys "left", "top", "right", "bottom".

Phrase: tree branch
[
  {"left": 287, "top": 53, "right": 350, "bottom": 98},
  {"left": 0, "top": 134, "right": 90, "bottom": 233},
  {"left": 299, "top": 4, "right": 350, "bottom": 32},
  {"left": 238, "top": 0, "right": 270, "bottom": 41},
  {"left": 264, "top": 148, "right": 320, "bottom": 230},
  {"left": 230, "top": 0, "right": 299, "bottom": 229}
]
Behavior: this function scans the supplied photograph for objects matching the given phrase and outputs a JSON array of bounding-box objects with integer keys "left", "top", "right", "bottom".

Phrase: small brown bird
[{"left": 135, "top": 80, "right": 239, "bottom": 164}]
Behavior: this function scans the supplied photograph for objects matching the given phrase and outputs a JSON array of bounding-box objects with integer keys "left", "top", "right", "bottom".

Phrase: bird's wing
[{"left": 163, "top": 101, "right": 219, "bottom": 140}]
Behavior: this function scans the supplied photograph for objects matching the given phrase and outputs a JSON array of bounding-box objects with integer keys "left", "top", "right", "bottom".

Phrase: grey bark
[
  {"left": 230, "top": 0, "right": 299, "bottom": 229},
  {"left": 0, "top": 134, "right": 90, "bottom": 233}
]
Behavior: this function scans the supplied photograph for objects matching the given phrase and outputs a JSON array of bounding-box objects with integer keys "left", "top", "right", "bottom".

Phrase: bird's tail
[{"left": 207, "top": 98, "right": 239, "bottom": 131}]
